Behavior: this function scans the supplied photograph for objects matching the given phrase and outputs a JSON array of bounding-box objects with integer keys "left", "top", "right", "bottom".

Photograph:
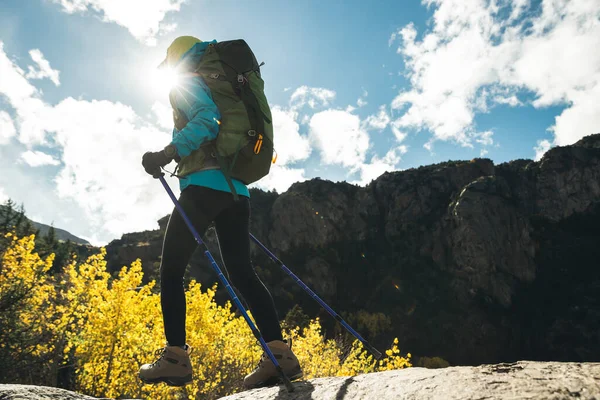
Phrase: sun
[{"left": 150, "top": 67, "right": 180, "bottom": 94}]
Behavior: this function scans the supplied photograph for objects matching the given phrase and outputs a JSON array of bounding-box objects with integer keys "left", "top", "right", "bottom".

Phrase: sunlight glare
[{"left": 151, "top": 68, "right": 180, "bottom": 94}]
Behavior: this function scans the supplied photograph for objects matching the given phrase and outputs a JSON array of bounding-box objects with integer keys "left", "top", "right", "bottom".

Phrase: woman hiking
[{"left": 139, "top": 35, "right": 302, "bottom": 389}]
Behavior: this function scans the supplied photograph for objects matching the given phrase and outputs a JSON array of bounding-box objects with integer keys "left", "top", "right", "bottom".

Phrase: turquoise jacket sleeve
[{"left": 170, "top": 77, "right": 221, "bottom": 158}]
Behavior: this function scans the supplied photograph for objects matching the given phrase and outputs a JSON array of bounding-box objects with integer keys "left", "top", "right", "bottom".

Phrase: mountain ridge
[
  {"left": 102, "top": 133, "right": 600, "bottom": 367},
  {"left": 30, "top": 220, "right": 90, "bottom": 245},
  {"left": 0, "top": 204, "right": 90, "bottom": 245}
]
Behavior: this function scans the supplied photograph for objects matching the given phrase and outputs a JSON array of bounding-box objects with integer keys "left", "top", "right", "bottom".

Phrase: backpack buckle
[
  {"left": 247, "top": 130, "right": 256, "bottom": 137},
  {"left": 237, "top": 74, "right": 248, "bottom": 85}
]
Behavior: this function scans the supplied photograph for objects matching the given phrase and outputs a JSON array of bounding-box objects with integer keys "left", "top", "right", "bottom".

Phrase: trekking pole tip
[
  {"left": 366, "top": 344, "right": 383, "bottom": 360},
  {"left": 276, "top": 366, "right": 295, "bottom": 392}
]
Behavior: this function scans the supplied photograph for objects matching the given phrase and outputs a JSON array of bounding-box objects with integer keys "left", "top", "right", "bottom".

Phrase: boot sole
[
  {"left": 139, "top": 373, "right": 193, "bottom": 387},
  {"left": 245, "top": 368, "right": 304, "bottom": 389}
]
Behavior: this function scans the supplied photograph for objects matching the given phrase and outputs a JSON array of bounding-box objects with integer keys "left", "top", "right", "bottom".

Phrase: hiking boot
[
  {"left": 139, "top": 344, "right": 193, "bottom": 386},
  {"left": 243, "top": 339, "right": 303, "bottom": 389}
]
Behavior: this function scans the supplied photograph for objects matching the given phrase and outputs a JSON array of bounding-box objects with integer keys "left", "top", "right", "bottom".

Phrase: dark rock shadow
[
  {"left": 335, "top": 377, "right": 354, "bottom": 400},
  {"left": 274, "top": 380, "right": 316, "bottom": 400}
]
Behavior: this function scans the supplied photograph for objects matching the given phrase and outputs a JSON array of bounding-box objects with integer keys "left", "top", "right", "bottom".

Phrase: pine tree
[
  {"left": 0, "top": 199, "right": 15, "bottom": 232},
  {"left": 0, "top": 200, "right": 36, "bottom": 239},
  {"left": 52, "top": 239, "right": 73, "bottom": 273},
  {"left": 38, "top": 225, "right": 58, "bottom": 259}
]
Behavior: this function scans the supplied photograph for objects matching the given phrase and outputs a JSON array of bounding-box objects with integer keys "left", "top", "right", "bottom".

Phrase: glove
[{"left": 142, "top": 149, "right": 171, "bottom": 178}]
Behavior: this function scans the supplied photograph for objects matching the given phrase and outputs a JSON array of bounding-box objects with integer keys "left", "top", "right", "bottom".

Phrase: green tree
[{"left": 0, "top": 200, "right": 35, "bottom": 255}]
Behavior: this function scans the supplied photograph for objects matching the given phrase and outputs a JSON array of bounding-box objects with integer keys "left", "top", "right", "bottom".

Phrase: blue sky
[{"left": 0, "top": 0, "right": 598, "bottom": 244}]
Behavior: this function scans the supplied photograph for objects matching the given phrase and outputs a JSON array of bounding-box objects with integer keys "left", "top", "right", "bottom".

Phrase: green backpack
[{"left": 170, "top": 39, "right": 274, "bottom": 199}]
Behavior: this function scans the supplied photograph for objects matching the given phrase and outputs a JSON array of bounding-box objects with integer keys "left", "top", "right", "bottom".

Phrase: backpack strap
[{"left": 214, "top": 146, "right": 240, "bottom": 201}]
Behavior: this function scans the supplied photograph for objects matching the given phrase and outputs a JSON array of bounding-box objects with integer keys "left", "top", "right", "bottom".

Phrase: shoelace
[
  {"left": 151, "top": 348, "right": 166, "bottom": 367},
  {"left": 252, "top": 353, "right": 267, "bottom": 371}
]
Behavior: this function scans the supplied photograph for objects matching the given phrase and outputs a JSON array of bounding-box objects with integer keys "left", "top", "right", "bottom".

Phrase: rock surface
[
  {"left": 0, "top": 384, "right": 135, "bottom": 399},
  {"left": 1, "top": 362, "right": 598, "bottom": 400},
  {"left": 103, "top": 134, "right": 600, "bottom": 366},
  {"left": 220, "top": 362, "right": 600, "bottom": 400}
]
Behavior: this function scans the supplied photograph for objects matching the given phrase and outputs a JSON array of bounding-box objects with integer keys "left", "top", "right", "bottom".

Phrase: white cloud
[
  {"left": 357, "top": 89, "right": 368, "bottom": 107},
  {"left": 390, "top": 119, "right": 408, "bottom": 143},
  {"left": 20, "top": 150, "right": 61, "bottom": 167},
  {"left": 252, "top": 165, "right": 307, "bottom": 193},
  {"left": 152, "top": 101, "right": 173, "bottom": 130},
  {"left": 364, "top": 105, "right": 391, "bottom": 131},
  {"left": 550, "top": 84, "right": 600, "bottom": 146},
  {"left": 49, "top": 98, "right": 171, "bottom": 233},
  {"left": 392, "top": 0, "right": 600, "bottom": 149},
  {"left": 0, "top": 186, "right": 8, "bottom": 203},
  {"left": 51, "top": 0, "right": 184, "bottom": 45},
  {"left": 290, "top": 86, "right": 336, "bottom": 110},
  {"left": 0, "top": 42, "right": 52, "bottom": 147},
  {"left": 271, "top": 106, "right": 311, "bottom": 165},
  {"left": 309, "top": 109, "right": 370, "bottom": 169},
  {"left": 389, "top": 29, "right": 401, "bottom": 47},
  {"left": 0, "top": 41, "right": 175, "bottom": 242},
  {"left": 0, "top": 111, "right": 16, "bottom": 145},
  {"left": 475, "top": 130, "right": 494, "bottom": 146},
  {"left": 509, "top": 0, "right": 531, "bottom": 23},
  {"left": 494, "top": 95, "right": 522, "bottom": 107},
  {"left": 353, "top": 146, "right": 407, "bottom": 186},
  {"left": 0, "top": 42, "right": 39, "bottom": 104},
  {"left": 26, "top": 49, "right": 60, "bottom": 86},
  {"left": 534, "top": 139, "right": 553, "bottom": 161}
]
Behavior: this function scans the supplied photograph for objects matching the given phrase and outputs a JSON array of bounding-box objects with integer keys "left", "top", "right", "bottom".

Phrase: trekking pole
[
  {"left": 158, "top": 176, "right": 294, "bottom": 392},
  {"left": 249, "top": 233, "right": 383, "bottom": 360}
]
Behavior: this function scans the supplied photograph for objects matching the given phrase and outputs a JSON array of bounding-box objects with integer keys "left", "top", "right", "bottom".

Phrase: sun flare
[{"left": 151, "top": 68, "right": 180, "bottom": 94}]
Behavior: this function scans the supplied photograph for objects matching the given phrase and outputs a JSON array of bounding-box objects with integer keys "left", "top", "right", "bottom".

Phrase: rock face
[
  {"left": 104, "top": 134, "right": 600, "bottom": 366},
  {"left": 220, "top": 361, "right": 600, "bottom": 400},
  {"left": 0, "top": 384, "right": 130, "bottom": 399},
  {"left": 222, "top": 362, "right": 600, "bottom": 400},
  {"left": 1, "top": 362, "right": 598, "bottom": 400}
]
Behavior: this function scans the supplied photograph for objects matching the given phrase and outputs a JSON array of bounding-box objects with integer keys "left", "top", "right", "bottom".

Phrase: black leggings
[{"left": 160, "top": 185, "right": 283, "bottom": 346}]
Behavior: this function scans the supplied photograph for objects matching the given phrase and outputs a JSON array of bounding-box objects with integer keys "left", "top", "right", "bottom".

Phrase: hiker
[{"left": 139, "top": 36, "right": 303, "bottom": 388}]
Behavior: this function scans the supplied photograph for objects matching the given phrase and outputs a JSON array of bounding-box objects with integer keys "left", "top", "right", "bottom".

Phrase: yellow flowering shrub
[
  {"left": 0, "top": 234, "right": 411, "bottom": 399},
  {"left": 286, "top": 319, "right": 411, "bottom": 379},
  {"left": 0, "top": 234, "right": 57, "bottom": 384}
]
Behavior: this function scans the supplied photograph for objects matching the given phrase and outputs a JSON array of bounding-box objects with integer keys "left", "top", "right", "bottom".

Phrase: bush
[
  {"left": 0, "top": 234, "right": 411, "bottom": 399},
  {"left": 0, "top": 234, "right": 57, "bottom": 385}
]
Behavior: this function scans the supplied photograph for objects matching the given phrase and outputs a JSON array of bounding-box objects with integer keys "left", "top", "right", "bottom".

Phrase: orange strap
[{"left": 254, "top": 134, "right": 263, "bottom": 154}]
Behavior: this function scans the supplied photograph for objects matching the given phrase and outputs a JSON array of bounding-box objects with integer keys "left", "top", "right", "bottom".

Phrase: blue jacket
[{"left": 169, "top": 40, "right": 250, "bottom": 198}]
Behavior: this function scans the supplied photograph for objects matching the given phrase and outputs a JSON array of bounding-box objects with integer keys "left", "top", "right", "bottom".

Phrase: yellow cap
[{"left": 158, "top": 36, "right": 202, "bottom": 69}]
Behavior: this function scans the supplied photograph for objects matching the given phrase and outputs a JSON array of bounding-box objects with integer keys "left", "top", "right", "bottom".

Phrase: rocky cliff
[{"left": 104, "top": 134, "right": 600, "bottom": 367}]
